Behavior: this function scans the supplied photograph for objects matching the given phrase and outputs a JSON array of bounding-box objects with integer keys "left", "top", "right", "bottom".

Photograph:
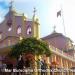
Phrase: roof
[
  {"left": 42, "top": 31, "right": 66, "bottom": 40},
  {"left": 42, "top": 31, "right": 73, "bottom": 42}
]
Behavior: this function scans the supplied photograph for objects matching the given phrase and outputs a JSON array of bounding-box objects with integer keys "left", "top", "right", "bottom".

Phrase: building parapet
[
  {"left": 0, "top": 43, "right": 75, "bottom": 62},
  {"left": 49, "top": 45, "right": 75, "bottom": 62}
]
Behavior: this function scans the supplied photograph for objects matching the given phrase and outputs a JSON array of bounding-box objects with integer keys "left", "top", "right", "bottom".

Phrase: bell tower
[{"left": 25, "top": 8, "right": 40, "bottom": 39}]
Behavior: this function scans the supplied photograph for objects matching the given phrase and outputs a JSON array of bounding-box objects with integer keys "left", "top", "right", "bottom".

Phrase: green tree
[{"left": 9, "top": 37, "right": 51, "bottom": 58}]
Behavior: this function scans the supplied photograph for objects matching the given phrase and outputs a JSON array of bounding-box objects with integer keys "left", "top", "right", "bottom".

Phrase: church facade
[
  {"left": 0, "top": 3, "right": 75, "bottom": 75},
  {"left": 0, "top": 7, "right": 39, "bottom": 55}
]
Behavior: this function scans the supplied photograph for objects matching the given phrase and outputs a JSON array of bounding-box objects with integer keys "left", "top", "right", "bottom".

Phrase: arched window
[
  {"left": 27, "top": 26, "right": 31, "bottom": 35},
  {"left": 7, "top": 19, "right": 12, "bottom": 32},
  {"left": 8, "top": 26, "right": 12, "bottom": 31},
  {"left": 7, "top": 19, "right": 12, "bottom": 27},
  {"left": 17, "top": 25, "right": 21, "bottom": 34}
]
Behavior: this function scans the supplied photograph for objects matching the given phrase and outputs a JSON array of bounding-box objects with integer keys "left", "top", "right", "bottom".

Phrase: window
[
  {"left": 8, "top": 27, "right": 12, "bottom": 31},
  {"left": 7, "top": 19, "right": 12, "bottom": 32},
  {"left": 7, "top": 19, "right": 12, "bottom": 27},
  {"left": 17, "top": 26, "right": 21, "bottom": 34},
  {"left": 27, "top": 26, "right": 31, "bottom": 35}
]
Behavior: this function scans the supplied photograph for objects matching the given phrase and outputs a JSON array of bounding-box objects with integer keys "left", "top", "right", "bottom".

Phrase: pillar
[
  {"left": 46, "top": 57, "right": 50, "bottom": 75},
  {"left": 34, "top": 55, "right": 38, "bottom": 75},
  {"left": 61, "top": 58, "right": 63, "bottom": 75}
]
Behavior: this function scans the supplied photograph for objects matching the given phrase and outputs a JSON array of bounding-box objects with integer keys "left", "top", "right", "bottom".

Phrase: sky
[{"left": 0, "top": 0, "right": 75, "bottom": 43}]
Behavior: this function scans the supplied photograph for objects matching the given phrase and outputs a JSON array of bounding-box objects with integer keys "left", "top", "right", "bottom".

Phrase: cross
[
  {"left": 53, "top": 25, "right": 56, "bottom": 32},
  {"left": 33, "top": 7, "right": 36, "bottom": 16}
]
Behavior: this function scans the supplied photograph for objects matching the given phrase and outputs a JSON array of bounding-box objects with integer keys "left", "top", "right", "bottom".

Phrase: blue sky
[{"left": 0, "top": 0, "right": 75, "bottom": 43}]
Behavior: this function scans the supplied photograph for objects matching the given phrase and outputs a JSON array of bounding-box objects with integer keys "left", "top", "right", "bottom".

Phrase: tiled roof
[
  {"left": 42, "top": 31, "right": 66, "bottom": 40},
  {"left": 42, "top": 31, "right": 73, "bottom": 43}
]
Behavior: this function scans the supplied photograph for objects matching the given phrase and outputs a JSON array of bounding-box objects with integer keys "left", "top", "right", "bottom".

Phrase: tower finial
[
  {"left": 33, "top": 7, "right": 36, "bottom": 20},
  {"left": 9, "top": 0, "right": 14, "bottom": 11}
]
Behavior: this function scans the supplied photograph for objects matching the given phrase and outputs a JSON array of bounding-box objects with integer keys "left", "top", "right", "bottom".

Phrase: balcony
[{"left": 49, "top": 45, "right": 75, "bottom": 62}]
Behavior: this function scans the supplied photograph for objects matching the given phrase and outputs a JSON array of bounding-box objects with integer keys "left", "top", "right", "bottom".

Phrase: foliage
[{"left": 9, "top": 37, "right": 51, "bottom": 58}]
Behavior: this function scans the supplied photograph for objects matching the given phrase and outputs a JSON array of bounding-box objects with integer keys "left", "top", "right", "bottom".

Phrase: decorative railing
[
  {"left": 0, "top": 43, "right": 75, "bottom": 61},
  {"left": 49, "top": 45, "right": 75, "bottom": 62}
]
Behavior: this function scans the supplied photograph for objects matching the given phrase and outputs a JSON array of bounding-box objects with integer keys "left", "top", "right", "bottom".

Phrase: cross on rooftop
[
  {"left": 33, "top": 7, "right": 36, "bottom": 15},
  {"left": 53, "top": 25, "right": 56, "bottom": 32}
]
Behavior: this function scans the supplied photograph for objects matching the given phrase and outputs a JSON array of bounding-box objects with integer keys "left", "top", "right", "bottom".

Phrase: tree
[{"left": 9, "top": 37, "right": 51, "bottom": 58}]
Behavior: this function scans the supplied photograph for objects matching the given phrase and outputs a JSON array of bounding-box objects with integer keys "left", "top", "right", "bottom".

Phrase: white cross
[
  {"left": 53, "top": 25, "right": 56, "bottom": 32},
  {"left": 33, "top": 7, "right": 36, "bottom": 16}
]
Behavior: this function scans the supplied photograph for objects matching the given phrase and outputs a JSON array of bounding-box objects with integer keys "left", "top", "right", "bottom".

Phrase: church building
[
  {"left": 0, "top": 2, "right": 40, "bottom": 68},
  {"left": 0, "top": 1, "right": 75, "bottom": 75}
]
